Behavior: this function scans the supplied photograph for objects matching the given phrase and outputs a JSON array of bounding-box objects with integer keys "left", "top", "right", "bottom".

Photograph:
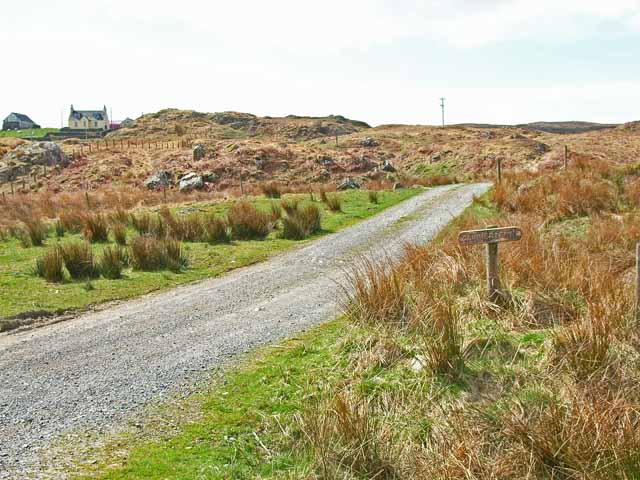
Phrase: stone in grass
[
  {"left": 179, "top": 172, "right": 204, "bottom": 192},
  {"left": 144, "top": 170, "right": 172, "bottom": 189},
  {"left": 337, "top": 177, "right": 361, "bottom": 191},
  {"left": 381, "top": 159, "right": 396, "bottom": 172}
]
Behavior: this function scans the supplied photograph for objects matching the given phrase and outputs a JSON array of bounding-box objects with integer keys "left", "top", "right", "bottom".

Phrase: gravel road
[{"left": 0, "top": 183, "right": 490, "bottom": 477}]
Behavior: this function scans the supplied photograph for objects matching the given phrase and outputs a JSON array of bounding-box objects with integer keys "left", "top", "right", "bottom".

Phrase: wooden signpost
[{"left": 458, "top": 226, "right": 522, "bottom": 301}]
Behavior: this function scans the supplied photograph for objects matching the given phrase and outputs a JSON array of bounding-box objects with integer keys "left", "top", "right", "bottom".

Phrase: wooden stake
[
  {"left": 496, "top": 158, "right": 502, "bottom": 184},
  {"left": 240, "top": 173, "right": 245, "bottom": 196},
  {"left": 163, "top": 185, "right": 167, "bottom": 203},
  {"left": 10, "top": 182, "right": 14, "bottom": 195},
  {"left": 564, "top": 145, "right": 569, "bottom": 169},
  {"left": 85, "top": 191, "right": 91, "bottom": 209},
  {"left": 486, "top": 225, "right": 501, "bottom": 302}
]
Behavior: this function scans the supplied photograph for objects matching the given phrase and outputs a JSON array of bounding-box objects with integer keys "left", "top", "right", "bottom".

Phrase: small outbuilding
[{"left": 2, "top": 113, "right": 40, "bottom": 130}]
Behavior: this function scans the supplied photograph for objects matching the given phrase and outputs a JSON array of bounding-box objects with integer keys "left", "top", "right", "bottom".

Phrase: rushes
[
  {"left": 130, "top": 236, "right": 187, "bottom": 272},
  {"left": 281, "top": 203, "right": 322, "bottom": 240},
  {"left": 261, "top": 182, "right": 282, "bottom": 198},
  {"left": 83, "top": 214, "right": 109, "bottom": 243},
  {"left": 202, "top": 215, "right": 230, "bottom": 244},
  {"left": 34, "top": 247, "right": 64, "bottom": 282},
  {"left": 100, "top": 246, "right": 126, "bottom": 279},
  {"left": 324, "top": 193, "right": 342, "bottom": 212},
  {"left": 60, "top": 241, "right": 99, "bottom": 279},
  {"left": 20, "top": 214, "right": 48, "bottom": 247},
  {"left": 227, "top": 201, "right": 273, "bottom": 240}
]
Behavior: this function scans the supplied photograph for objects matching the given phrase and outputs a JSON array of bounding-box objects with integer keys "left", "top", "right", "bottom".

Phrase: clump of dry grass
[
  {"left": 60, "top": 241, "right": 99, "bottom": 279},
  {"left": 19, "top": 214, "right": 48, "bottom": 247},
  {"left": 281, "top": 203, "right": 322, "bottom": 240},
  {"left": 111, "top": 223, "right": 127, "bottom": 245},
  {"left": 227, "top": 201, "right": 273, "bottom": 240},
  {"left": 34, "top": 247, "right": 65, "bottom": 283},
  {"left": 324, "top": 193, "right": 342, "bottom": 212},
  {"left": 100, "top": 246, "right": 126, "bottom": 279},
  {"left": 300, "top": 392, "right": 399, "bottom": 479},
  {"left": 83, "top": 214, "right": 110, "bottom": 243},
  {"left": 261, "top": 182, "right": 282, "bottom": 198},
  {"left": 130, "top": 236, "right": 187, "bottom": 272},
  {"left": 368, "top": 190, "right": 379, "bottom": 204},
  {"left": 202, "top": 215, "right": 230, "bottom": 244}
]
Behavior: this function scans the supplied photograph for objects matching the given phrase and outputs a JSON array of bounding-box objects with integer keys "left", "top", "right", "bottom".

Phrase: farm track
[{"left": 0, "top": 182, "right": 490, "bottom": 478}]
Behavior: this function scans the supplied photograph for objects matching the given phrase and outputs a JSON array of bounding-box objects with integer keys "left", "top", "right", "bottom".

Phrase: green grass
[
  {"left": 69, "top": 320, "right": 347, "bottom": 480},
  {"left": 0, "top": 188, "right": 421, "bottom": 325},
  {"left": 0, "top": 128, "right": 59, "bottom": 138}
]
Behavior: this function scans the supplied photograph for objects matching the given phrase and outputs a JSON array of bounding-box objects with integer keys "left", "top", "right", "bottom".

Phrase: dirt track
[{"left": 0, "top": 183, "right": 490, "bottom": 478}]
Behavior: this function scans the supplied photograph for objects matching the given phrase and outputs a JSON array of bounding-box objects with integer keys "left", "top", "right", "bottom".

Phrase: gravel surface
[{"left": 0, "top": 183, "right": 490, "bottom": 478}]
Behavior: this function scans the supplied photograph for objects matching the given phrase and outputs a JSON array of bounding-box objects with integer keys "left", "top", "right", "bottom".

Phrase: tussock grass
[
  {"left": 100, "top": 246, "right": 126, "bottom": 279},
  {"left": 83, "top": 214, "right": 110, "bottom": 243},
  {"left": 35, "top": 247, "right": 65, "bottom": 283},
  {"left": 368, "top": 190, "right": 379, "bottom": 204},
  {"left": 324, "top": 193, "right": 342, "bottom": 212},
  {"left": 261, "top": 182, "right": 282, "bottom": 198},
  {"left": 60, "top": 241, "right": 99, "bottom": 279},
  {"left": 20, "top": 214, "right": 48, "bottom": 247},
  {"left": 281, "top": 203, "right": 321, "bottom": 240},
  {"left": 202, "top": 215, "right": 230, "bottom": 244},
  {"left": 227, "top": 201, "right": 273, "bottom": 240},
  {"left": 111, "top": 223, "right": 127, "bottom": 246},
  {"left": 130, "top": 236, "right": 187, "bottom": 272}
]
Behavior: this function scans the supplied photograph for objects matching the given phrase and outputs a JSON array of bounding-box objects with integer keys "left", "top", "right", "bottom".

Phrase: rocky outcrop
[
  {"left": 2, "top": 141, "right": 68, "bottom": 167},
  {"left": 144, "top": 171, "right": 172, "bottom": 189},
  {"left": 192, "top": 144, "right": 205, "bottom": 161},
  {"left": 179, "top": 172, "right": 204, "bottom": 192},
  {"left": 337, "top": 178, "right": 361, "bottom": 190},
  {"left": 381, "top": 160, "right": 396, "bottom": 172},
  {"left": 360, "top": 137, "right": 378, "bottom": 147}
]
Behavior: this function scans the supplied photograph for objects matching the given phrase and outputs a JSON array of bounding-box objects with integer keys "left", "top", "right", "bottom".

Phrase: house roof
[
  {"left": 71, "top": 110, "right": 106, "bottom": 121},
  {"left": 4, "top": 112, "right": 37, "bottom": 123}
]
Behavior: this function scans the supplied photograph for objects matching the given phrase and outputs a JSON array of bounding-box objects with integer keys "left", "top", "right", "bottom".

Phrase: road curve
[{"left": 0, "top": 183, "right": 490, "bottom": 477}]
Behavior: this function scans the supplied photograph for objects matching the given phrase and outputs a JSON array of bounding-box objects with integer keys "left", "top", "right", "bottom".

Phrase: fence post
[
  {"left": 486, "top": 225, "right": 501, "bottom": 302},
  {"left": 240, "top": 173, "right": 245, "bottom": 196},
  {"left": 10, "top": 182, "right": 14, "bottom": 195},
  {"left": 496, "top": 158, "right": 502, "bottom": 184},
  {"left": 564, "top": 145, "right": 569, "bottom": 169}
]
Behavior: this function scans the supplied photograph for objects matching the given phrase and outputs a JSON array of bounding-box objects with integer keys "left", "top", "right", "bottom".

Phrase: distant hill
[{"left": 458, "top": 121, "right": 619, "bottom": 134}]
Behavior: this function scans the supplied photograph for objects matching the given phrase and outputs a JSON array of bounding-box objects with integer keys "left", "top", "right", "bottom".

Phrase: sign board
[{"left": 458, "top": 227, "right": 522, "bottom": 246}]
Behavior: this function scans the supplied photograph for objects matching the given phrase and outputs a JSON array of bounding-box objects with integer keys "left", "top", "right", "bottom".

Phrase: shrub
[
  {"left": 227, "top": 201, "right": 273, "bottom": 240},
  {"left": 161, "top": 210, "right": 204, "bottom": 242},
  {"left": 324, "top": 194, "right": 342, "bottom": 212},
  {"left": 83, "top": 213, "right": 109, "bottom": 242},
  {"left": 368, "top": 190, "right": 379, "bottom": 204},
  {"left": 130, "top": 212, "right": 154, "bottom": 235},
  {"left": 261, "top": 182, "right": 282, "bottom": 198},
  {"left": 60, "top": 241, "right": 99, "bottom": 279},
  {"left": 202, "top": 215, "right": 230, "bottom": 244},
  {"left": 100, "top": 246, "right": 126, "bottom": 279},
  {"left": 34, "top": 247, "right": 65, "bottom": 283},
  {"left": 270, "top": 202, "right": 282, "bottom": 222},
  {"left": 112, "top": 223, "right": 127, "bottom": 245},
  {"left": 20, "top": 215, "right": 48, "bottom": 247},
  {"left": 130, "top": 236, "right": 187, "bottom": 272}
]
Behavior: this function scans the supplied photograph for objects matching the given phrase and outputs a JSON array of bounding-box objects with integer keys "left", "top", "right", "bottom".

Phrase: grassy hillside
[{"left": 0, "top": 128, "right": 58, "bottom": 138}]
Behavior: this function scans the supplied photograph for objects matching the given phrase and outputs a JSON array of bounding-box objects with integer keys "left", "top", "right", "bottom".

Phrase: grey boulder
[
  {"left": 179, "top": 172, "right": 204, "bottom": 192},
  {"left": 144, "top": 171, "right": 172, "bottom": 189},
  {"left": 337, "top": 178, "right": 361, "bottom": 191}
]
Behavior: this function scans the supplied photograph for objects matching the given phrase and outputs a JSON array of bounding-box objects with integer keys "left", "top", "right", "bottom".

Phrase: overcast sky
[{"left": 2, "top": 0, "right": 640, "bottom": 127}]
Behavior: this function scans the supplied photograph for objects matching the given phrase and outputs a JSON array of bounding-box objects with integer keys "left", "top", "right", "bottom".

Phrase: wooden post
[
  {"left": 564, "top": 145, "right": 569, "bottom": 169},
  {"left": 1, "top": 192, "right": 5, "bottom": 203},
  {"left": 10, "top": 182, "right": 14, "bottom": 195},
  {"left": 486, "top": 225, "right": 501, "bottom": 302},
  {"left": 163, "top": 185, "right": 167, "bottom": 203},
  {"left": 335, "top": 134, "right": 339, "bottom": 146},
  {"left": 496, "top": 158, "right": 502, "bottom": 184},
  {"left": 636, "top": 243, "right": 640, "bottom": 319},
  {"left": 85, "top": 191, "right": 91, "bottom": 209},
  {"left": 239, "top": 173, "right": 245, "bottom": 196}
]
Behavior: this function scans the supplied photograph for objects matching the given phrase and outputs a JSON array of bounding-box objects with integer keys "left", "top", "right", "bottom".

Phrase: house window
[{"left": 74, "top": 121, "right": 78, "bottom": 128}]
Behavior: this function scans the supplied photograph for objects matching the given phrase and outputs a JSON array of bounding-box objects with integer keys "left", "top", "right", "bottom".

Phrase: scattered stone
[
  {"left": 533, "top": 142, "right": 550, "bottom": 154},
  {"left": 144, "top": 171, "right": 172, "bottom": 190},
  {"left": 202, "top": 172, "right": 218, "bottom": 183},
  {"left": 337, "top": 178, "right": 361, "bottom": 190},
  {"left": 319, "top": 169, "right": 331, "bottom": 179},
  {"left": 431, "top": 153, "right": 441, "bottom": 163},
  {"left": 381, "top": 159, "right": 396, "bottom": 172},
  {"left": 316, "top": 155, "right": 334, "bottom": 166},
  {"left": 254, "top": 157, "right": 266, "bottom": 169},
  {"left": 2, "top": 141, "right": 68, "bottom": 167},
  {"left": 360, "top": 137, "right": 378, "bottom": 147},
  {"left": 192, "top": 144, "right": 205, "bottom": 161},
  {"left": 179, "top": 172, "right": 204, "bottom": 192}
]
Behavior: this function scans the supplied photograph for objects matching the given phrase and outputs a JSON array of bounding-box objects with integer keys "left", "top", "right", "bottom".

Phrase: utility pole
[{"left": 440, "top": 97, "right": 446, "bottom": 127}]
